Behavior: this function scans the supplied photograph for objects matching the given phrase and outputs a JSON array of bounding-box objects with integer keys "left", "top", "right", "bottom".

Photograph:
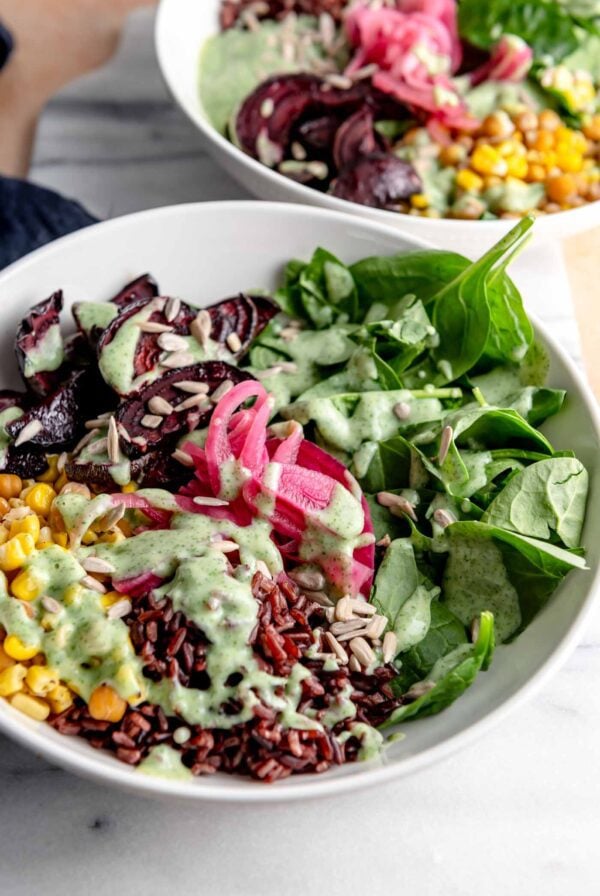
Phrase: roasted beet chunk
[
  {"left": 333, "top": 107, "right": 380, "bottom": 171},
  {"left": 330, "top": 153, "right": 422, "bottom": 209},
  {"left": 4, "top": 448, "right": 49, "bottom": 479},
  {"left": 5, "top": 369, "right": 102, "bottom": 450},
  {"left": 15, "top": 291, "right": 66, "bottom": 396},
  {"left": 116, "top": 362, "right": 255, "bottom": 459},
  {"left": 109, "top": 273, "right": 159, "bottom": 308},
  {"left": 96, "top": 293, "right": 277, "bottom": 396}
]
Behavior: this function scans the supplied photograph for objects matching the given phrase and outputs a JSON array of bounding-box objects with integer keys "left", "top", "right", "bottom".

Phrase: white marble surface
[{"left": 0, "top": 9, "right": 597, "bottom": 895}]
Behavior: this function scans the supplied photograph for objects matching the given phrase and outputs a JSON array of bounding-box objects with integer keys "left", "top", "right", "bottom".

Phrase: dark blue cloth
[
  {"left": 0, "top": 20, "right": 14, "bottom": 70},
  {"left": 0, "top": 177, "right": 98, "bottom": 270}
]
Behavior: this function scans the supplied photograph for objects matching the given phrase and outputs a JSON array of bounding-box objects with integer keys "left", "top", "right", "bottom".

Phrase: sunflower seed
[
  {"left": 138, "top": 321, "right": 173, "bottom": 334},
  {"left": 82, "top": 575, "right": 107, "bottom": 594},
  {"left": 383, "top": 631, "right": 398, "bottom": 663},
  {"left": 190, "top": 310, "right": 212, "bottom": 348},
  {"left": 438, "top": 425, "right": 454, "bottom": 466},
  {"left": 85, "top": 415, "right": 111, "bottom": 429},
  {"left": 211, "top": 379, "right": 234, "bottom": 402},
  {"left": 405, "top": 680, "right": 435, "bottom": 700},
  {"left": 349, "top": 63, "right": 379, "bottom": 81},
  {"left": 148, "top": 396, "right": 174, "bottom": 416},
  {"left": 42, "top": 596, "right": 61, "bottom": 614},
  {"left": 14, "top": 419, "right": 43, "bottom": 447},
  {"left": 82, "top": 557, "right": 116, "bottom": 575},
  {"left": 193, "top": 496, "right": 229, "bottom": 507},
  {"left": 433, "top": 508, "right": 455, "bottom": 529},
  {"left": 171, "top": 449, "right": 194, "bottom": 467},
  {"left": 226, "top": 332, "right": 242, "bottom": 353},
  {"left": 116, "top": 422, "right": 131, "bottom": 443},
  {"left": 160, "top": 351, "right": 195, "bottom": 369},
  {"left": 364, "top": 614, "right": 388, "bottom": 640},
  {"left": 303, "top": 591, "right": 334, "bottom": 608},
  {"left": 377, "top": 491, "right": 418, "bottom": 522},
  {"left": 471, "top": 617, "right": 480, "bottom": 642},
  {"left": 325, "top": 73, "right": 353, "bottom": 90},
  {"left": 330, "top": 619, "right": 367, "bottom": 637},
  {"left": 107, "top": 417, "right": 120, "bottom": 464},
  {"left": 174, "top": 393, "right": 210, "bottom": 412},
  {"left": 280, "top": 325, "right": 301, "bottom": 342},
  {"left": 376, "top": 534, "right": 391, "bottom": 548},
  {"left": 260, "top": 97, "right": 274, "bottom": 118},
  {"left": 348, "top": 655, "right": 361, "bottom": 673},
  {"left": 288, "top": 568, "right": 326, "bottom": 592},
  {"left": 350, "top": 599, "right": 377, "bottom": 617},
  {"left": 97, "top": 505, "right": 125, "bottom": 531},
  {"left": 174, "top": 380, "right": 210, "bottom": 394},
  {"left": 164, "top": 297, "right": 181, "bottom": 323},
  {"left": 255, "top": 560, "right": 272, "bottom": 579},
  {"left": 74, "top": 429, "right": 98, "bottom": 453},
  {"left": 393, "top": 401, "right": 411, "bottom": 421},
  {"left": 141, "top": 414, "right": 163, "bottom": 429},
  {"left": 157, "top": 332, "right": 189, "bottom": 352},
  {"left": 173, "top": 726, "right": 191, "bottom": 745},
  {"left": 291, "top": 141, "right": 307, "bottom": 161},
  {"left": 210, "top": 540, "right": 239, "bottom": 553},
  {"left": 335, "top": 596, "right": 354, "bottom": 622},
  {"left": 4, "top": 506, "right": 33, "bottom": 522},
  {"left": 57, "top": 452, "right": 68, "bottom": 473},
  {"left": 108, "top": 598, "right": 132, "bottom": 620},
  {"left": 324, "top": 632, "right": 349, "bottom": 664},
  {"left": 349, "top": 637, "right": 376, "bottom": 667},
  {"left": 335, "top": 627, "right": 369, "bottom": 643}
]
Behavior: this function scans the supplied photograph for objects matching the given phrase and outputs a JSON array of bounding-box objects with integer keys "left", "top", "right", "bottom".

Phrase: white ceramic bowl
[
  {"left": 0, "top": 201, "right": 598, "bottom": 803},
  {"left": 155, "top": 0, "right": 600, "bottom": 255}
]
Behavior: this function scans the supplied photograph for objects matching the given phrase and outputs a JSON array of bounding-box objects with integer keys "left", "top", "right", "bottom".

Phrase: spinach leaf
[
  {"left": 275, "top": 248, "right": 358, "bottom": 328},
  {"left": 446, "top": 405, "right": 554, "bottom": 454},
  {"left": 429, "top": 217, "right": 534, "bottom": 383},
  {"left": 350, "top": 250, "right": 470, "bottom": 309},
  {"left": 458, "top": 0, "right": 580, "bottom": 62},
  {"left": 358, "top": 433, "right": 428, "bottom": 493},
  {"left": 371, "top": 539, "right": 440, "bottom": 654},
  {"left": 381, "top": 612, "right": 495, "bottom": 727},
  {"left": 442, "top": 521, "right": 587, "bottom": 641},
  {"left": 482, "top": 457, "right": 588, "bottom": 548},
  {"left": 390, "top": 602, "right": 469, "bottom": 693}
]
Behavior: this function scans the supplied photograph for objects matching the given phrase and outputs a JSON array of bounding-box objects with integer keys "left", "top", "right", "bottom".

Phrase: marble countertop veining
[{"left": 0, "top": 9, "right": 598, "bottom": 896}]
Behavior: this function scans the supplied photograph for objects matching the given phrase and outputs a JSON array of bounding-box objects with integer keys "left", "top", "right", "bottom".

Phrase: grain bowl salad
[
  {"left": 0, "top": 218, "right": 590, "bottom": 783},
  {"left": 200, "top": 0, "right": 600, "bottom": 219}
]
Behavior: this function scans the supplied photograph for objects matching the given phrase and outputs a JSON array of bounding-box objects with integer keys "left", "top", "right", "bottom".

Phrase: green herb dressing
[
  {"left": 23, "top": 324, "right": 64, "bottom": 378},
  {"left": 137, "top": 744, "right": 193, "bottom": 780},
  {"left": 0, "top": 407, "right": 23, "bottom": 467},
  {"left": 72, "top": 302, "right": 118, "bottom": 339}
]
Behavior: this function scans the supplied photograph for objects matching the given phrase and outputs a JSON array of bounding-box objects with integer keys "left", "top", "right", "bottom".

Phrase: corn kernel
[
  {"left": 88, "top": 683, "right": 127, "bottom": 723},
  {"left": 11, "top": 692, "right": 50, "bottom": 721},
  {"left": 539, "top": 109, "right": 561, "bottom": 131},
  {"left": 506, "top": 156, "right": 528, "bottom": 179},
  {"left": 63, "top": 584, "right": 82, "bottom": 606},
  {"left": 121, "top": 482, "right": 138, "bottom": 494},
  {"left": 556, "top": 150, "right": 583, "bottom": 173},
  {"left": 3, "top": 635, "right": 39, "bottom": 661},
  {"left": 0, "top": 533, "right": 36, "bottom": 572},
  {"left": 101, "top": 590, "right": 124, "bottom": 608},
  {"left": 534, "top": 130, "right": 555, "bottom": 151},
  {"left": 0, "top": 663, "right": 26, "bottom": 695},
  {"left": 37, "top": 456, "right": 59, "bottom": 484},
  {"left": 0, "top": 474, "right": 23, "bottom": 500},
  {"left": 455, "top": 168, "right": 484, "bottom": 192},
  {"left": 10, "top": 570, "right": 42, "bottom": 602},
  {"left": 10, "top": 514, "right": 41, "bottom": 543},
  {"left": 0, "top": 527, "right": 8, "bottom": 547},
  {"left": 527, "top": 163, "right": 547, "bottom": 182},
  {"left": 25, "top": 483, "right": 57, "bottom": 516},
  {"left": 81, "top": 529, "right": 98, "bottom": 546},
  {"left": 471, "top": 145, "right": 507, "bottom": 176},
  {"left": 25, "top": 665, "right": 60, "bottom": 696},
  {"left": 53, "top": 532, "right": 68, "bottom": 548},
  {"left": 583, "top": 114, "right": 600, "bottom": 142},
  {"left": 547, "top": 173, "right": 578, "bottom": 203},
  {"left": 47, "top": 684, "right": 73, "bottom": 714},
  {"left": 410, "top": 193, "right": 429, "bottom": 209},
  {"left": 0, "top": 497, "right": 9, "bottom": 516},
  {"left": 98, "top": 530, "right": 126, "bottom": 544},
  {"left": 55, "top": 472, "right": 68, "bottom": 492}
]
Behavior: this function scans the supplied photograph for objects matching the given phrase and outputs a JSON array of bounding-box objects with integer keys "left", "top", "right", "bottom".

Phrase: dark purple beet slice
[
  {"left": 5, "top": 369, "right": 109, "bottom": 450},
  {"left": 333, "top": 107, "right": 380, "bottom": 172},
  {"left": 109, "top": 273, "right": 159, "bottom": 308},
  {"left": 4, "top": 447, "right": 48, "bottom": 479},
  {"left": 206, "top": 294, "right": 276, "bottom": 355},
  {"left": 63, "top": 331, "right": 95, "bottom": 367},
  {"left": 0, "top": 390, "right": 29, "bottom": 412},
  {"left": 116, "top": 362, "right": 255, "bottom": 459},
  {"left": 65, "top": 449, "right": 193, "bottom": 491},
  {"left": 295, "top": 115, "right": 342, "bottom": 155},
  {"left": 330, "top": 153, "right": 422, "bottom": 210},
  {"left": 250, "top": 295, "right": 279, "bottom": 332},
  {"left": 234, "top": 74, "right": 326, "bottom": 164},
  {"left": 15, "top": 291, "right": 66, "bottom": 397}
]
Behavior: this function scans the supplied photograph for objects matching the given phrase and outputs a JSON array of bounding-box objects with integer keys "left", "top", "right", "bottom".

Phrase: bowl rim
[
  {"left": 154, "top": 0, "right": 600, "bottom": 234},
  {"left": 0, "top": 199, "right": 598, "bottom": 803}
]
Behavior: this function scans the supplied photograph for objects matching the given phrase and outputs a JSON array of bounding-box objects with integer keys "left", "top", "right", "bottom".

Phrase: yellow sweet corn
[
  {"left": 98, "top": 529, "right": 126, "bottom": 545},
  {"left": 25, "top": 483, "right": 57, "bottom": 516},
  {"left": 3, "top": 635, "right": 39, "bottom": 661},
  {"left": 81, "top": 529, "right": 98, "bottom": 546},
  {"left": 11, "top": 692, "right": 50, "bottom": 721},
  {"left": 410, "top": 193, "right": 429, "bottom": 209},
  {"left": 10, "top": 569, "right": 43, "bottom": 602},
  {"left": 121, "top": 482, "right": 138, "bottom": 494},
  {"left": 25, "top": 665, "right": 59, "bottom": 696},
  {"left": 470, "top": 144, "right": 508, "bottom": 177},
  {"left": 506, "top": 156, "right": 528, "bottom": 179},
  {"left": 53, "top": 532, "right": 68, "bottom": 548},
  {"left": 63, "top": 583, "right": 82, "bottom": 607},
  {"left": 0, "top": 663, "right": 27, "bottom": 696},
  {"left": 0, "top": 533, "right": 36, "bottom": 571},
  {"left": 47, "top": 684, "right": 73, "bottom": 714},
  {"left": 36, "top": 456, "right": 59, "bottom": 484},
  {"left": 456, "top": 168, "right": 484, "bottom": 192},
  {"left": 10, "top": 514, "right": 41, "bottom": 543},
  {"left": 0, "top": 642, "right": 14, "bottom": 672},
  {"left": 101, "top": 590, "right": 125, "bottom": 608},
  {"left": 0, "top": 527, "right": 8, "bottom": 547}
]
